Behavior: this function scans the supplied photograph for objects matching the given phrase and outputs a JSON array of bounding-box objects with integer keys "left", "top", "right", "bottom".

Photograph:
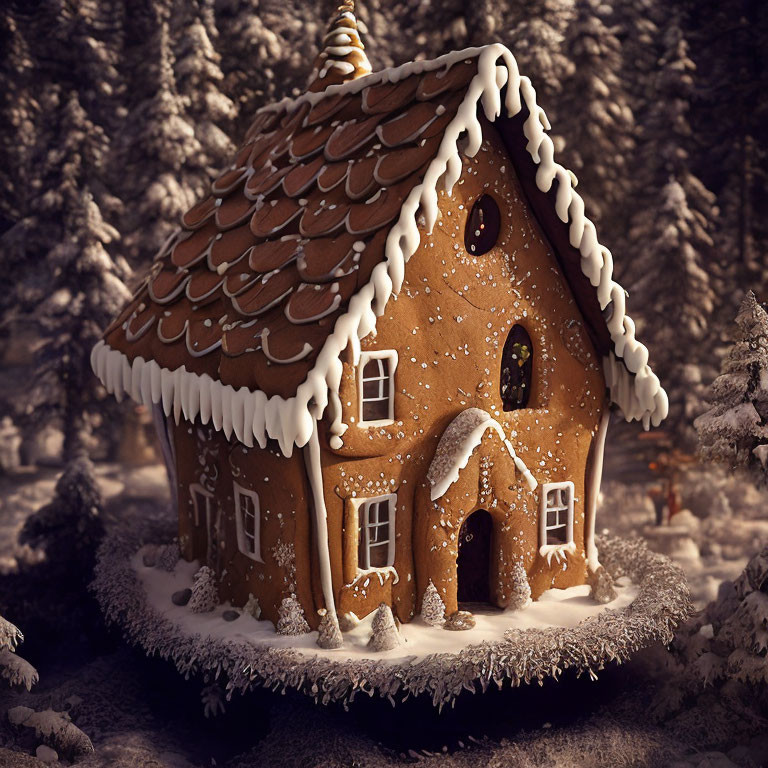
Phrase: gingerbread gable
[{"left": 92, "top": 43, "right": 668, "bottom": 456}]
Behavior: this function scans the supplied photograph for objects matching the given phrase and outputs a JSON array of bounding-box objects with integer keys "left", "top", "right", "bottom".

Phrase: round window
[{"left": 464, "top": 194, "right": 501, "bottom": 256}]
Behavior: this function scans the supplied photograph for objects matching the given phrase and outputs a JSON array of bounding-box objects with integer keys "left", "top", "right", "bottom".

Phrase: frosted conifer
[
  {"left": 696, "top": 292, "right": 768, "bottom": 479},
  {"left": 316, "top": 608, "right": 343, "bottom": 649},
  {"left": 508, "top": 560, "right": 532, "bottom": 611},
  {"left": 276, "top": 595, "right": 310, "bottom": 636},
  {"left": 588, "top": 566, "right": 617, "bottom": 604},
  {"left": 421, "top": 581, "right": 446, "bottom": 626},
  {"left": 157, "top": 541, "right": 180, "bottom": 572},
  {"left": 0, "top": 616, "right": 23, "bottom": 652},
  {"left": 0, "top": 651, "right": 38, "bottom": 691},
  {"left": 368, "top": 603, "right": 401, "bottom": 652},
  {"left": 243, "top": 593, "right": 261, "bottom": 620},
  {"left": 189, "top": 566, "right": 218, "bottom": 613}
]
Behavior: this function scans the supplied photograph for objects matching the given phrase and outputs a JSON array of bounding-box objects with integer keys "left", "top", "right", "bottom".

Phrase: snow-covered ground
[
  {"left": 135, "top": 546, "right": 637, "bottom": 662},
  {"left": 1, "top": 459, "right": 768, "bottom": 768}
]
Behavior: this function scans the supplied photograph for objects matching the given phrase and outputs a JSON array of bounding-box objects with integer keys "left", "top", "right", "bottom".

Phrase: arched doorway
[{"left": 457, "top": 509, "right": 493, "bottom": 604}]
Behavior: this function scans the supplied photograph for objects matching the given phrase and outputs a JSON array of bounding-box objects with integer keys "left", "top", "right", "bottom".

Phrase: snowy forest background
[
  {"left": 2, "top": 0, "right": 768, "bottom": 766},
  {"left": 0, "top": 0, "right": 766, "bottom": 464}
]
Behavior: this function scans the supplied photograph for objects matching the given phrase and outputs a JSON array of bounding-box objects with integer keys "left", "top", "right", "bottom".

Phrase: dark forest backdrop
[{"left": 0, "top": 0, "right": 766, "bottom": 463}]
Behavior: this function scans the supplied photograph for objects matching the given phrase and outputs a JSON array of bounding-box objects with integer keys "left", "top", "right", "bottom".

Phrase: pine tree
[
  {"left": 695, "top": 292, "right": 768, "bottom": 480},
  {"left": 243, "top": 593, "right": 261, "bottom": 620},
  {"left": 20, "top": 455, "right": 105, "bottom": 579},
  {"left": 276, "top": 594, "right": 310, "bottom": 635},
  {"left": 116, "top": 15, "right": 199, "bottom": 268},
  {"left": 172, "top": 8, "right": 236, "bottom": 177},
  {"left": 558, "top": 0, "right": 634, "bottom": 228},
  {"left": 316, "top": 608, "right": 343, "bottom": 649},
  {"left": 189, "top": 566, "right": 219, "bottom": 613},
  {"left": 421, "top": 580, "right": 446, "bottom": 626},
  {"left": 508, "top": 560, "right": 531, "bottom": 610},
  {"left": 0, "top": 616, "right": 38, "bottom": 691},
  {"left": 505, "top": 0, "right": 575, "bottom": 116},
  {"left": 157, "top": 541, "right": 180, "bottom": 572},
  {"left": 687, "top": 0, "right": 768, "bottom": 295},
  {"left": 622, "top": 10, "right": 718, "bottom": 443},
  {"left": 368, "top": 603, "right": 400, "bottom": 651},
  {"left": 1, "top": 85, "right": 131, "bottom": 457}
]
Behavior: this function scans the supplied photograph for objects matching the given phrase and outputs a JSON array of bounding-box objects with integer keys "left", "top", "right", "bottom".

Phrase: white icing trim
[
  {"left": 233, "top": 481, "right": 263, "bottom": 562},
  {"left": 304, "top": 424, "right": 337, "bottom": 617},
  {"left": 427, "top": 408, "right": 537, "bottom": 501},
  {"left": 93, "top": 43, "right": 667, "bottom": 458},
  {"left": 357, "top": 349, "right": 397, "bottom": 427},
  {"left": 538, "top": 480, "right": 575, "bottom": 565},
  {"left": 351, "top": 493, "right": 397, "bottom": 570},
  {"left": 354, "top": 565, "right": 400, "bottom": 587},
  {"left": 585, "top": 408, "right": 610, "bottom": 572}
]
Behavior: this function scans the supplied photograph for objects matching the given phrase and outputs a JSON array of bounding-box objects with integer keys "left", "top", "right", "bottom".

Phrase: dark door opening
[{"left": 457, "top": 509, "right": 492, "bottom": 604}]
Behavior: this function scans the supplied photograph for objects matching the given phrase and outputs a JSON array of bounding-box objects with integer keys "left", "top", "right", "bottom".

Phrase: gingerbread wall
[
  {"left": 169, "top": 420, "right": 318, "bottom": 628},
  {"left": 317, "top": 121, "right": 606, "bottom": 622}
]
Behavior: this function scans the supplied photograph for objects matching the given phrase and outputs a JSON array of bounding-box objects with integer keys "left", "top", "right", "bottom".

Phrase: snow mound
[{"left": 92, "top": 516, "right": 693, "bottom": 707}]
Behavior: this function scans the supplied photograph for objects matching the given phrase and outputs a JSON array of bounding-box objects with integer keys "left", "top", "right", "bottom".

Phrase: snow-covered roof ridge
[
  {"left": 92, "top": 43, "right": 667, "bottom": 456},
  {"left": 427, "top": 408, "right": 537, "bottom": 501}
]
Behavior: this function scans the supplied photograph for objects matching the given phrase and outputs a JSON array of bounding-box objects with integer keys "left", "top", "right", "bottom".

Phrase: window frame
[
  {"left": 356, "top": 493, "right": 397, "bottom": 571},
  {"left": 357, "top": 350, "right": 398, "bottom": 427},
  {"left": 233, "top": 481, "right": 263, "bottom": 563},
  {"left": 539, "top": 481, "right": 575, "bottom": 552}
]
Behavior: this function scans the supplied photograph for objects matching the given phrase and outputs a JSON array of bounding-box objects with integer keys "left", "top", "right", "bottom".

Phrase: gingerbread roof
[{"left": 92, "top": 43, "right": 668, "bottom": 456}]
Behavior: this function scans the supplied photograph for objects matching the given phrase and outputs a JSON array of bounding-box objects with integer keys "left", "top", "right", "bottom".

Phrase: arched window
[
  {"left": 500, "top": 325, "right": 533, "bottom": 411},
  {"left": 464, "top": 194, "right": 501, "bottom": 256}
]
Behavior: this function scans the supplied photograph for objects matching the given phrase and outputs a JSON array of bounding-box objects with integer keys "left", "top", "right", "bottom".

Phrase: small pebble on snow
[{"left": 172, "top": 589, "right": 192, "bottom": 606}]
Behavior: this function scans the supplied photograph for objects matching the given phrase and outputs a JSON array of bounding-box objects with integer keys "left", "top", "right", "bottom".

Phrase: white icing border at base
[{"left": 92, "top": 43, "right": 667, "bottom": 457}]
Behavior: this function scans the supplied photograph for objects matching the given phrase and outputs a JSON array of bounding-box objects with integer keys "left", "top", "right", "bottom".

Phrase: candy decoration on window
[
  {"left": 500, "top": 325, "right": 533, "bottom": 410},
  {"left": 464, "top": 194, "right": 501, "bottom": 256}
]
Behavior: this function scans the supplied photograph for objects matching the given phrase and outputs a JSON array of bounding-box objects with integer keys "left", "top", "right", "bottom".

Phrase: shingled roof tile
[{"left": 95, "top": 43, "right": 668, "bottom": 449}]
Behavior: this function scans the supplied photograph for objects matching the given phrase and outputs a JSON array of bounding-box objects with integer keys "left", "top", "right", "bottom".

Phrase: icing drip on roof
[
  {"left": 307, "top": 1, "right": 372, "bottom": 92},
  {"left": 93, "top": 44, "right": 669, "bottom": 457}
]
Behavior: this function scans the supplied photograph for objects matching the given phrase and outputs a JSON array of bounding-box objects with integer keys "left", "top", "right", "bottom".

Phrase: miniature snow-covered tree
[
  {"left": 421, "top": 581, "right": 446, "bottom": 626},
  {"left": 508, "top": 560, "right": 532, "bottom": 610},
  {"left": 368, "top": 603, "right": 401, "bottom": 652},
  {"left": 588, "top": 565, "right": 617, "bottom": 605},
  {"left": 276, "top": 595, "right": 310, "bottom": 636},
  {"left": 316, "top": 608, "right": 343, "bottom": 649},
  {"left": 157, "top": 541, "right": 180, "bottom": 572},
  {"left": 695, "top": 291, "right": 768, "bottom": 480},
  {"left": 189, "top": 566, "right": 219, "bottom": 613},
  {"left": 243, "top": 593, "right": 261, "bottom": 620}
]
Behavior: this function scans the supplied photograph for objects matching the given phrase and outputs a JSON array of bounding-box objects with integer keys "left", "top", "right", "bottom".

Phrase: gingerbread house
[{"left": 91, "top": 2, "right": 668, "bottom": 636}]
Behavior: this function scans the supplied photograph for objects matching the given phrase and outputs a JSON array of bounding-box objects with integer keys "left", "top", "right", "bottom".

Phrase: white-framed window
[
  {"left": 357, "top": 494, "right": 396, "bottom": 570},
  {"left": 539, "top": 481, "right": 575, "bottom": 547},
  {"left": 234, "top": 482, "right": 262, "bottom": 562},
  {"left": 189, "top": 484, "right": 213, "bottom": 527},
  {"left": 358, "top": 350, "right": 397, "bottom": 426}
]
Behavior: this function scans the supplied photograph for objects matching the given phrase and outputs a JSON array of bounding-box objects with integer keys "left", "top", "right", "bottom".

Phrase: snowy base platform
[{"left": 93, "top": 519, "right": 693, "bottom": 706}]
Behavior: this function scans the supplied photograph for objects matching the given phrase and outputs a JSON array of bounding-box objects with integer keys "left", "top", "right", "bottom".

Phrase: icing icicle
[{"left": 92, "top": 43, "right": 668, "bottom": 459}]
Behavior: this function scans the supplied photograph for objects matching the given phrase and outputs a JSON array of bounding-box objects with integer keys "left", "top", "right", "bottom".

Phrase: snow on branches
[
  {"left": 189, "top": 566, "right": 218, "bottom": 613},
  {"left": 696, "top": 291, "right": 768, "bottom": 478}
]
